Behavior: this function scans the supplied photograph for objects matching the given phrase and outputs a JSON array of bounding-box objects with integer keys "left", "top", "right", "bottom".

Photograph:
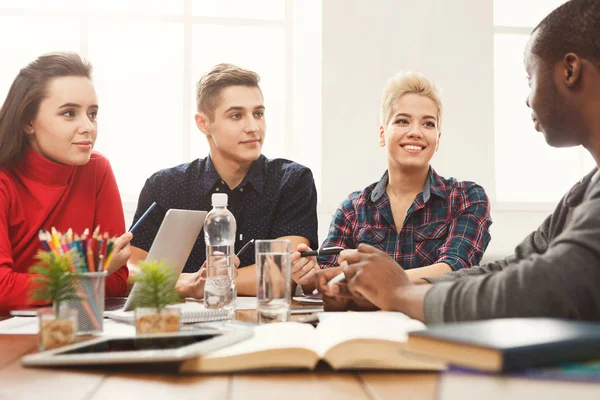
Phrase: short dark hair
[
  {"left": 0, "top": 52, "right": 92, "bottom": 167},
  {"left": 532, "top": 0, "right": 600, "bottom": 68},
  {"left": 195, "top": 63, "right": 260, "bottom": 120}
]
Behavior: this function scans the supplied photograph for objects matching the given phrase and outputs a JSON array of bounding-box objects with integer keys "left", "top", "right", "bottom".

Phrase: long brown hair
[{"left": 0, "top": 52, "right": 92, "bottom": 167}]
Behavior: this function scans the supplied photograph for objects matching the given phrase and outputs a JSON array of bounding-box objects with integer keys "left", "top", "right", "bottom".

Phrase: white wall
[
  {"left": 124, "top": 0, "right": 552, "bottom": 262},
  {"left": 319, "top": 0, "right": 549, "bottom": 261}
]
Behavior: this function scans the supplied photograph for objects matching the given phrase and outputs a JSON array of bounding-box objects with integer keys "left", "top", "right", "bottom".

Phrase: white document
[{"left": 0, "top": 317, "right": 135, "bottom": 336}]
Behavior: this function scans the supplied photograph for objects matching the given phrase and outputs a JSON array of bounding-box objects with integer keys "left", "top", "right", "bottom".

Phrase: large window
[
  {"left": 0, "top": 0, "right": 321, "bottom": 221},
  {"left": 493, "top": 0, "right": 594, "bottom": 204}
]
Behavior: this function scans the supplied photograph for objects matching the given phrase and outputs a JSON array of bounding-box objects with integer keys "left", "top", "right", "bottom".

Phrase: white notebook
[{"left": 104, "top": 302, "right": 229, "bottom": 324}]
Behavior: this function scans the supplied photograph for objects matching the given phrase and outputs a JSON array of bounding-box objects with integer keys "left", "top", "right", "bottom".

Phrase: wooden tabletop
[
  {"left": 0, "top": 309, "right": 440, "bottom": 400},
  {"left": 4, "top": 307, "right": 600, "bottom": 399}
]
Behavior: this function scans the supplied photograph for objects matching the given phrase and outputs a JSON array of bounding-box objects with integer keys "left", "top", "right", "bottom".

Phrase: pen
[
  {"left": 129, "top": 201, "right": 157, "bottom": 233},
  {"left": 236, "top": 239, "right": 255, "bottom": 257},
  {"left": 312, "top": 271, "right": 346, "bottom": 295},
  {"left": 299, "top": 246, "right": 345, "bottom": 257},
  {"left": 327, "top": 272, "right": 346, "bottom": 286}
]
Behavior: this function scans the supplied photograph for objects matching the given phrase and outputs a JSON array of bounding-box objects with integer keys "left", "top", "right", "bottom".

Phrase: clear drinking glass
[{"left": 255, "top": 239, "right": 291, "bottom": 323}]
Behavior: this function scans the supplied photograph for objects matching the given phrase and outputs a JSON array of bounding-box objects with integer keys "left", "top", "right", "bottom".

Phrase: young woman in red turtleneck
[{"left": 0, "top": 52, "right": 132, "bottom": 315}]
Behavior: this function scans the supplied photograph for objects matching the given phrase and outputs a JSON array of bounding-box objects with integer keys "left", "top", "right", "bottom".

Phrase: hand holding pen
[
  {"left": 291, "top": 243, "right": 325, "bottom": 287},
  {"left": 103, "top": 231, "right": 133, "bottom": 275},
  {"left": 299, "top": 246, "right": 345, "bottom": 257}
]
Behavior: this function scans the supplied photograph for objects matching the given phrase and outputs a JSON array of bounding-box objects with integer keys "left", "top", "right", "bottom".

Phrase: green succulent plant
[
  {"left": 133, "top": 260, "right": 182, "bottom": 311},
  {"left": 29, "top": 251, "right": 82, "bottom": 315}
]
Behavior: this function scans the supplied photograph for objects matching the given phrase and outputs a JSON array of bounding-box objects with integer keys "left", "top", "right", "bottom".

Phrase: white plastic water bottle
[{"left": 203, "top": 193, "right": 237, "bottom": 316}]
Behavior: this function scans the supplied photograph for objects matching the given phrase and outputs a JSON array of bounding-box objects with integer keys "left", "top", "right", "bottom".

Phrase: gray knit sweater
[{"left": 423, "top": 169, "right": 600, "bottom": 323}]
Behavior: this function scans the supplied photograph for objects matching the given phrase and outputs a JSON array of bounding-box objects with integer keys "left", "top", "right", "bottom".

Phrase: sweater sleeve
[
  {"left": 423, "top": 190, "right": 600, "bottom": 323},
  {"left": 0, "top": 180, "right": 44, "bottom": 313},
  {"left": 425, "top": 190, "right": 566, "bottom": 284},
  {"left": 93, "top": 156, "right": 128, "bottom": 297}
]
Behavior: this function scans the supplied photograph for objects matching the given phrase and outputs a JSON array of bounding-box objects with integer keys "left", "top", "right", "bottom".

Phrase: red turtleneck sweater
[{"left": 0, "top": 149, "right": 128, "bottom": 315}]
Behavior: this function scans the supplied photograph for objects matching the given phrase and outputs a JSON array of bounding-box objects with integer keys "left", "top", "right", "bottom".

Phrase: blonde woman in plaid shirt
[{"left": 291, "top": 72, "right": 492, "bottom": 307}]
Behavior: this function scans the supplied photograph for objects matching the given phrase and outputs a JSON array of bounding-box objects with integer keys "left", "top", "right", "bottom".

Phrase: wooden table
[{"left": 0, "top": 309, "right": 440, "bottom": 400}]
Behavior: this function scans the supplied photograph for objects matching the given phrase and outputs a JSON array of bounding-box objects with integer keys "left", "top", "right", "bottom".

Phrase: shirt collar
[
  {"left": 427, "top": 167, "right": 448, "bottom": 202},
  {"left": 199, "top": 155, "right": 266, "bottom": 198},
  {"left": 244, "top": 155, "right": 266, "bottom": 195},
  {"left": 370, "top": 167, "right": 447, "bottom": 203}
]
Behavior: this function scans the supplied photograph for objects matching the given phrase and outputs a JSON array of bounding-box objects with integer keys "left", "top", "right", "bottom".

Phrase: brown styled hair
[
  {"left": 195, "top": 63, "right": 261, "bottom": 120},
  {"left": 0, "top": 52, "right": 92, "bottom": 167}
]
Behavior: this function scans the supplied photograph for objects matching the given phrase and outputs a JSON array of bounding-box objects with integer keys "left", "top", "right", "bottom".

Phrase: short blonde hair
[
  {"left": 196, "top": 63, "right": 261, "bottom": 120},
  {"left": 380, "top": 71, "right": 443, "bottom": 131}
]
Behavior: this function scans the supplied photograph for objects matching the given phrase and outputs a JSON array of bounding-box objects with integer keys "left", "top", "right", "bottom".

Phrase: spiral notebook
[{"left": 104, "top": 302, "right": 230, "bottom": 324}]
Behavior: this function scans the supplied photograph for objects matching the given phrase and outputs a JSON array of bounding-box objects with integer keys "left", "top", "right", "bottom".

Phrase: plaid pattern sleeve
[
  {"left": 318, "top": 194, "right": 361, "bottom": 268},
  {"left": 434, "top": 183, "right": 492, "bottom": 271}
]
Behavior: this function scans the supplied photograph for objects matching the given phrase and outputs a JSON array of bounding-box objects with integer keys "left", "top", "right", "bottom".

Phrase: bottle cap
[{"left": 211, "top": 193, "right": 228, "bottom": 207}]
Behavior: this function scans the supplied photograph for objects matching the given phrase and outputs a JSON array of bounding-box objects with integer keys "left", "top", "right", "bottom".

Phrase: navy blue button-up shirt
[{"left": 130, "top": 155, "right": 319, "bottom": 272}]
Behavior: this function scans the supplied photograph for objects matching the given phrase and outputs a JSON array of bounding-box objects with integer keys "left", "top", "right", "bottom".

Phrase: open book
[{"left": 180, "top": 312, "right": 446, "bottom": 372}]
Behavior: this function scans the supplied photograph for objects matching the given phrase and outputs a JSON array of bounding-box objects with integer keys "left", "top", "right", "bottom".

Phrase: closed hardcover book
[{"left": 406, "top": 319, "right": 600, "bottom": 372}]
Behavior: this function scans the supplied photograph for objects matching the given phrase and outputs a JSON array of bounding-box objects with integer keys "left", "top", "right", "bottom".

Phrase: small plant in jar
[{"left": 133, "top": 260, "right": 182, "bottom": 335}]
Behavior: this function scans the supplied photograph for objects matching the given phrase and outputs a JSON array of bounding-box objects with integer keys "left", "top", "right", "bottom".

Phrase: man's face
[
  {"left": 524, "top": 31, "right": 581, "bottom": 147},
  {"left": 198, "top": 85, "right": 265, "bottom": 164}
]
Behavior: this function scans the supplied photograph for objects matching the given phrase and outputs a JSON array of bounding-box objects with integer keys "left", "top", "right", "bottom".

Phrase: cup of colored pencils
[
  {"left": 38, "top": 226, "right": 117, "bottom": 273},
  {"left": 37, "top": 226, "right": 115, "bottom": 334}
]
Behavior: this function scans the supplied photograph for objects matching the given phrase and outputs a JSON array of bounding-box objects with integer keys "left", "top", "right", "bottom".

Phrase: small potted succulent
[
  {"left": 133, "top": 260, "right": 182, "bottom": 335},
  {"left": 29, "top": 251, "right": 81, "bottom": 351}
]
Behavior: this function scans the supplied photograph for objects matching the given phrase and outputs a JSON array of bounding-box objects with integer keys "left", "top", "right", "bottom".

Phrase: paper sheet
[{"left": 0, "top": 317, "right": 135, "bottom": 336}]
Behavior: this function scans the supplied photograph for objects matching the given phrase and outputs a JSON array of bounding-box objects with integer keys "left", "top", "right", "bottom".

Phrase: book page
[
  {"left": 315, "top": 312, "right": 426, "bottom": 356},
  {"left": 202, "top": 322, "right": 318, "bottom": 359}
]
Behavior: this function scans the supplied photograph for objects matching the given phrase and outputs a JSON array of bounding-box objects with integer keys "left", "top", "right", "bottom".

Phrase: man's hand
[
  {"left": 314, "top": 266, "right": 349, "bottom": 311},
  {"left": 340, "top": 244, "right": 431, "bottom": 320},
  {"left": 314, "top": 264, "right": 378, "bottom": 311},
  {"left": 176, "top": 256, "right": 240, "bottom": 300},
  {"left": 291, "top": 244, "right": 318, "bottom": 287},
  {"left": 176, "top": 266, "right": 207, "bottom": 299},
  {"left": 339, "top": 243, "right": 411, "bottom": 310}
]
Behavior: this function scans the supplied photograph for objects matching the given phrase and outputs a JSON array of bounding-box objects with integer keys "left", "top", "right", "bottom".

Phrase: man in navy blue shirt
[{"left": 129, "top": 63, "right": 318, "bottom": 297}]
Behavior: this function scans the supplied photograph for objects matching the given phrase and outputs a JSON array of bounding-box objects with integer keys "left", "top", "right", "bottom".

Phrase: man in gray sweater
[{"left": 316, "top": 0, "right": 600, "bottom": 324}]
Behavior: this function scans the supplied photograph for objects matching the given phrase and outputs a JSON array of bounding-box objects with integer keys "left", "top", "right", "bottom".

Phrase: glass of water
[{"left": 255, "top": 239, "right": 291, "bottom": 323}]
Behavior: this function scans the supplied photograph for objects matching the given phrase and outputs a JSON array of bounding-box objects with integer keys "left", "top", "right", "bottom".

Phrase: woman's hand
[
  {"left": 291, "top": 244, "right": 318, "bottom": 287},
  {"left": 105, "top": 232, "right": 133, "bottom": 275}
]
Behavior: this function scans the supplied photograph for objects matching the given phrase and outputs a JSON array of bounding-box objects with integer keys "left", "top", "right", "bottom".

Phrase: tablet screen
[{"left": 56, "top": 334, "right": 219, "bottom": 355}]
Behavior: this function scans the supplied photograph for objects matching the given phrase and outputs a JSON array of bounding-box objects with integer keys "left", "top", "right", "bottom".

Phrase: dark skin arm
[{"left": 314, "top": 244, "right": 432, "bottom": 321}]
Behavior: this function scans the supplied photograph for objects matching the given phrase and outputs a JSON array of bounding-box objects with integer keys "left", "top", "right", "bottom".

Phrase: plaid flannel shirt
[{"left": 319, "top": 168, "right": 492, "bottom": 271}]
